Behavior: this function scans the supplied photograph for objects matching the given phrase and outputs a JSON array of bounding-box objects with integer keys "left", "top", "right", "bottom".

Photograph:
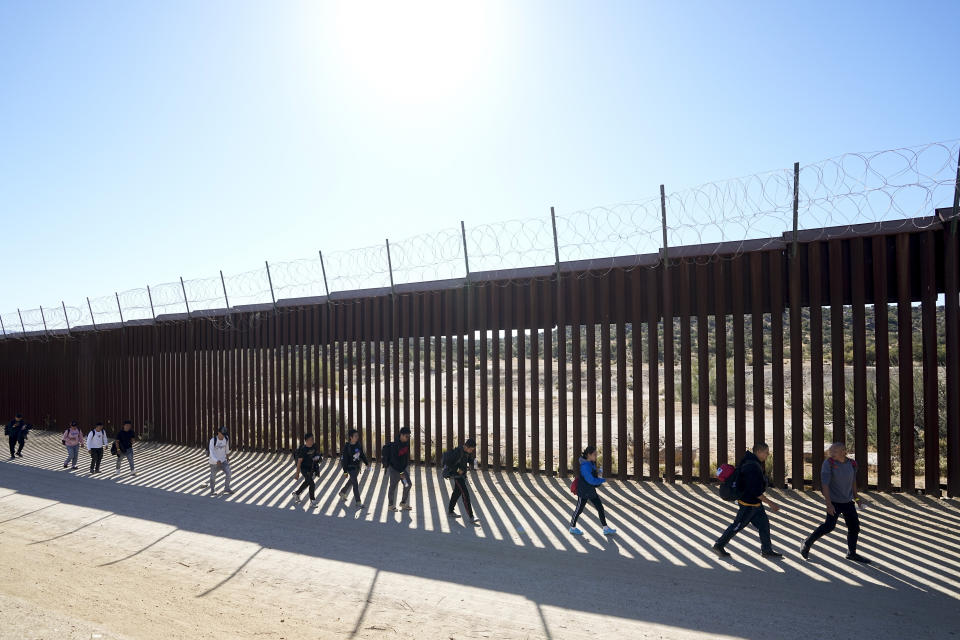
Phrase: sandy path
[{"left": 1, "top": 432, "right": 958, "bottom": 640}]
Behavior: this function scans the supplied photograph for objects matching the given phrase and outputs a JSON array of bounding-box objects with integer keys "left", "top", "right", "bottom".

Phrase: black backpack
[
  {"left": 719, "top": 459, "right": 762, "bottom": 501},
  {"left": 381, "top": 441, "right": 394, "bottom": 465}
]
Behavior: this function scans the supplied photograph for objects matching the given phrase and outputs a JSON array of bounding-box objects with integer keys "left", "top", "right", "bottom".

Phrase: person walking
[
  {"left": 338, "top": 429, "right": 369, "bottom": 507},
  {"left": 569, "top": 445, "right": 616, "bottom": 536},
  {"left": 292, "top": 432, "right": 321, "bottom": 507},
  {"left": 442, "top": 438, "right": 480, "bottom": 526},
  {"left": 86, "top": 422, "right": 108, "bottom": 473},
  {"left": 801, "top": 442, "right": 871, "bottom": 563},
  {"left": 5, "top": 413, "right": 26, "bottom": 460},
  {"left": 712, "top": 442, "right": 784, "bottom": 559},
  {"left": 385, "top": 427, "right": 413, "bottom": 512},
  {"left": 62, "top": 421, "right": 84, "bottom": 470},
  {"left": 208, "top": 426, "right": 233, "bottom": 496},
  {"left": 114, "top": 421, "right": 138, "bottom": 476}
]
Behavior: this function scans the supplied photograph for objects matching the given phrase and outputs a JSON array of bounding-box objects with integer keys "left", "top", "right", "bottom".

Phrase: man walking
[
  {"left": 443, "top": 438, "right": 480, "bottom": 526},
  {"left": 86, "top": 422, "right": 108, "bottom": 473},
  {"left": 385, "top": 427, "right": 413, "bottom": 512},
  {"left": 712, "top": 442, "right": 783, "bottom": 559},
  {"left": 114, "top": 420, "right": 138, "bottom": 476},
  {"left": 209, "top": 426, "right": 233, "bottom": 496},
  {"left": 292, "top": 433, "right": 321, "bottom": 507},
  {"left": 338, "top": 429, "right": 369, "bottom": 507},
  {"left": 801, "top": 442, "right": 871, "bottom": 563},
  {"left": 5, "top": 413, "right": 25, "bottom": 459},
  {"left": 62, "top": 421, "right": 84, "bottom": 470}
]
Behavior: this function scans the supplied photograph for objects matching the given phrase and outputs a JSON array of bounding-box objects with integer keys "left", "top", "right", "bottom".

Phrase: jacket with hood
[
  {"left": 340, "top": 441, "right": 369, "bottom": 472},
  {"left": 576, "top": 457, "right": 606, "bottom": 497},
  {"left": 62, "top": 427, "right": 84, "bottom": 447},
  {"left": 386, "top": 439, "right": 410, "bottom": 473},
  {"left": 736, "top": 450, "right": 768, "bottom": 506}
]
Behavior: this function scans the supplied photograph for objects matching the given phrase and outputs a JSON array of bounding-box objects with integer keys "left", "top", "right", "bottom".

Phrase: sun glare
[{"left": 332, "top": 1, "right": 495, "bottom": 107}]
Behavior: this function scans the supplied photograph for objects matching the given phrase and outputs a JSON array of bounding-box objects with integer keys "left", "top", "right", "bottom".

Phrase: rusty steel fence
[{"left": 2, "top": 212, "right": 960, "bottom": 498}]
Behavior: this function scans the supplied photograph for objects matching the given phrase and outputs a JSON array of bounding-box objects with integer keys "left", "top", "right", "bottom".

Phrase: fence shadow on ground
[{"left": 2, "top": 431, "right": 959, "bottom": 639}]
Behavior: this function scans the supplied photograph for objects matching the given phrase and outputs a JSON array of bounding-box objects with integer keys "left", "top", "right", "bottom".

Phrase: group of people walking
[
  {"left": 6, "top": 410, "right": 870, "bottom": 563},
  {"left": 5, "top": 413, "right": 138, "bottom": 475}
]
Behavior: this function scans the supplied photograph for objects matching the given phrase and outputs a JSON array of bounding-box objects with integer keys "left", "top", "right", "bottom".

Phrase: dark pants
[
  {"left": 295, "top": 474, "right": 316, "bottom": 500},
  {"left": 448, "top": 477, "right": 474, "bottom": 518},
  {"left": 571, "top": 494, "right": 607, "bottom": 527},
  {"left": 805, "top": 501, "right": 860, "bottom": 554},
  {"left": 715, "top": 504, "right": 773, "bottom": 553},
  {"left": 89, "top": 448, "right": 104, "bottom": 472},
  {"left": 15, "top": 435, "right": 24, "bottom": 455},
  {"left": 340, "top": 469, "right": 361, "bottom": 502},
  {"left": 7, "top": 436, "right": 16, "bottom": 458}
]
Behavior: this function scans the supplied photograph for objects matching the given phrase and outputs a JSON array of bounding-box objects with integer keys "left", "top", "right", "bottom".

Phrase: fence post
[
  {"left": 660, "top": 185, "right": 669, "bottom": 261},
  {"left": 62, "top": 301, "right": 71, "bottom": 334},
  {"left": 0, "top": 316, "right": 6, "bottom": 338},
  {"left": 385, "top": 239, "right": 396, "bottom": 296},
  {"left": 146, "top": 286, "right": 156, "bottom": 320},
  {"left": 460, "top": 221, "right": 471, "bottom": 283},
  {"left": 115, "top": 292, "right": 125, "bottom": 327},
  {"left": 39, "top": 307, "right": 48, "bottom": 335},
  {"left": 551, "top": 206, "right": 561, "bottom": 276},
  {"left": 220, "top": 270, "right": 230, "bottom": 309},
  {"left": 318, "top": 250, "right": 330, "bottom": 297},
  {"left": 87, "top": 297, "right": 98, "bottom": 331},
  {"left": 17, "top": 308, "right": 26, "bottom": 334},
  {"left": 265, "top": 261, "right": 277, "bottom": 312},
  {"left": 792, "top": 161, "right": 800, "bottom": 257},
  {"left": 180, "top": 277, "right": 191, "bottom": 318},
  {"left": 950, "top": 148, "right": 960, "bottom": 236}
]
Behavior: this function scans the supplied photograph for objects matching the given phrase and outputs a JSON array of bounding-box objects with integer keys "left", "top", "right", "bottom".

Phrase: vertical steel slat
[
  {"left": 750, "top": 252, "right": 765, "bottom": 450},
  {"left": 696, "top": 262, "right": 710, "bottom": 483},
  {"left": 770, "top": 251, "right": 786, "bottom": 488},
  {"left": 600, "top": 273, "right": 613, "bottom": 478},
  {"left": 646, "top": 267, "right": 661, "bottom": 481},
  {"left": 789, "top": 242, "right": 805, "bottom": 489},
  {"left": 586, "top": 277, "right": 597, "bottom": 451},
  {"left": 479, "top": 285, "right": 489, "bottom": 468},
  {"left": 630, "top": 268, "right": 644, "bottom": 480},
  {"left": 920, "top": 230, "right": 939, "bottom": 495},
  {"left": 529, "top": 281, "right": 540, "bottom": 471},
  {"left": 895, "top": 233, "right": 915, "bottom": 492},
  {"left": 491, "top": 285, "right": 501, "bottom": 470},
  {"left": 731, "top": 256, "right": 746, "bottom": 460},
  {"left": 944, "top": 226, "right": 960, "bottom": 498},
  {"left": 571, "top": 276, "right": 582, "bottom": 474},
  {"left": 434, "top": 291, "right": 443, "bottom": 462},
  {"left": 504, "top": 286, "right": 514, "bottom": 469},
  {"left": 662, "top": 258, "right": 675, "bottom": 481},
  {"left": 679, "top": 261, "right": 693, "bottom": 482},
  {"left": 422, "top": 293, "right": 431, "bottom": 463},
  {"left": 872, "top": 235, "right": 891, "bottom": 491},
  {"left": 543, "top": 278, "right": 554, "bottom": 474},
  {"left": 809, "top": 242, "right": 826, "bottom": 489},
  {"left": 614, "top": 269, "right": 628, "bottom": 479},
  {"left": 851, "top": 238, "right": 869, "bottom": 488},
  {"left": 517, "top": 283, "right": 527, "bottom": 471},
  {"left": 828, "top": 239, "right": 846, "bottom": 443}
]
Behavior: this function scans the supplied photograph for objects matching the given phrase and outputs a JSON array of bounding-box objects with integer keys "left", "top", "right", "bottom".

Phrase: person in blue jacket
[{"left": 569, "top": 445, "right": 616, "bottom": 536}]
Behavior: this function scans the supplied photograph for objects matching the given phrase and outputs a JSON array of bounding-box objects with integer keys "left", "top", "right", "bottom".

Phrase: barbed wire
[{"left": 2, "top": 139, "right": 957, "bottom": 339}]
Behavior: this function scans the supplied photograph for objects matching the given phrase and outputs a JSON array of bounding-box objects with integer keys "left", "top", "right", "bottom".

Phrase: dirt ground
[{"left": 1, "top": 432, "right": 958, "bottom": 640}]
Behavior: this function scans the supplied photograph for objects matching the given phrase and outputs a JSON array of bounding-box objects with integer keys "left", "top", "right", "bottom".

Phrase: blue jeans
[
  {"left": 116, "top": 447, "right": 134, "bottom": 472},
  {"left": 64, "top": 445, "right": 79, "bottom": 467},
  {"left": 715, "top": 504, "right": 773, "bottom": 553}
]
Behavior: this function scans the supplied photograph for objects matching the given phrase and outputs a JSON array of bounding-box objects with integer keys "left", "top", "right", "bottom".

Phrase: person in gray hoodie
[{"left": 801, "top": 442, "right": 870, "bottom": 563}]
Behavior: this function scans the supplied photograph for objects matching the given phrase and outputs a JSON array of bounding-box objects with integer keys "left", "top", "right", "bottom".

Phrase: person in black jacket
[
  {"left": 114, "top": 421, "right": 138, "bottom": 476},
  {"left": 338, "top": 429, "right": 369, "bottom": 507},
  {"left": 443, "top": 438, "right": 480, "bottom": 525},
  {"left": 292, "top": 433, "right": 321, "bottom": 506},
  {"left": 5, "top": 414, "right": 26, "bottom": 459},
  {"left": 712, "top": 442, "right": 783, "bottom": 559},
  {"left": 386, "top": 427, "right": 412, "bottom": 512}
]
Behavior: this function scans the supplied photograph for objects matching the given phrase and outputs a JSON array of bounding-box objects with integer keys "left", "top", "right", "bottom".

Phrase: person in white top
[
  {"left": 86, "top": 422, "right": 109, "bottom": 474},
  {"left": 208, "top": 426, "right": 232, "bottom": 496}
]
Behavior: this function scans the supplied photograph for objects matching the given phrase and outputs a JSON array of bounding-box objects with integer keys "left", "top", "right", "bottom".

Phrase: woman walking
[
  {"left": 86, "top": 422, "right": 108, "bottom": 473},
  {"left": 62, "top": 421, "right": 84, "bottom": 470},
  {"left": 801, "top": 442, "right": 871, "bottom": 563},
  {"left": 569, "top": 446, "right": 616, "bottom": 536}
]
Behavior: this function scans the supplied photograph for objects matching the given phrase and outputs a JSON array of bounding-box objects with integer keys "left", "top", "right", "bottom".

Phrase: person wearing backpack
[
  {"left": 338, "top": 429, "right": 369, "bottom": 507},
  {"left": 569, "top": 445, "right": 617, "bottom": 536},
  {"left": 208, "top": 426, "right": 233, "bottom": 496},
  {"left": 442, "top": 438, "right": 480, "bottom": 525},
  {"left": 62, "top": 421, "right": 85, "bottom": 470},
  {"left": 85, "top": 422, "right": 109, "bottom": 473},
  {"left": 712, "top": 442, "right": 783, "bottom": 559},
  {"left": 114, "top": 421, "right": 138, "bottom": 476},
  {"left": 292, "top": 432, "right": 321, "bottom": 507},
  {"left": 800, "top": 442, "right": 871, "bottom": 563},
  {"left": 385, "top": 427, "right": 413, "bottom": 512}
]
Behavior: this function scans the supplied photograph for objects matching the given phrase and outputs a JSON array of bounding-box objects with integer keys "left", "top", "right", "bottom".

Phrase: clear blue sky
[{"left": 1, "top": 0, "right": 958, "bottom": 316}]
